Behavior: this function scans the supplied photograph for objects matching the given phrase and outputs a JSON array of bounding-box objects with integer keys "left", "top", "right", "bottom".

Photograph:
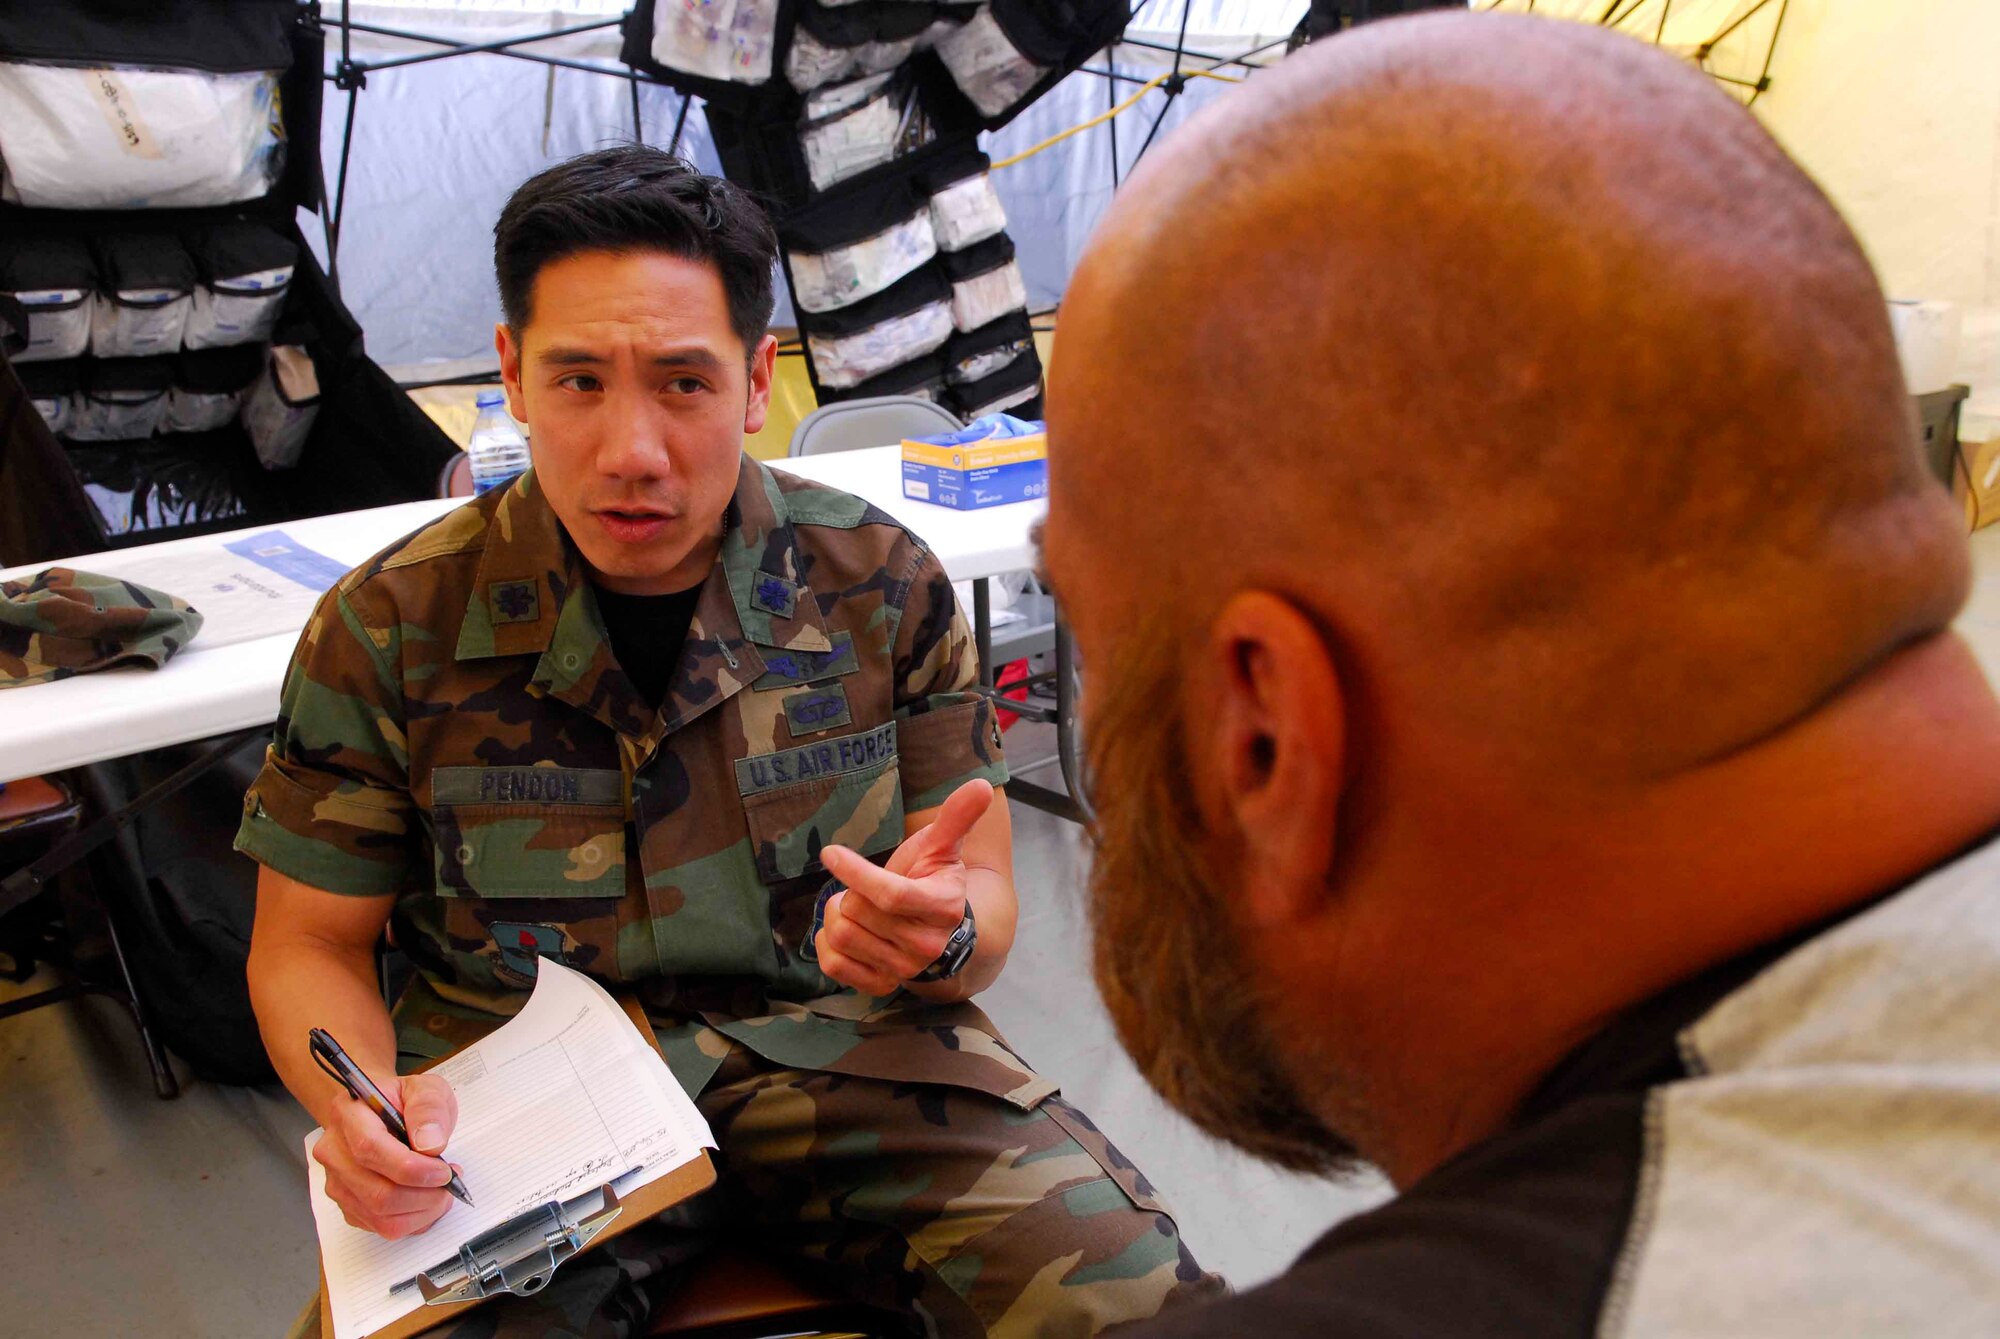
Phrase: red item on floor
[{"left": 995, "top": 659, "right": 1030, "bottom": 731}]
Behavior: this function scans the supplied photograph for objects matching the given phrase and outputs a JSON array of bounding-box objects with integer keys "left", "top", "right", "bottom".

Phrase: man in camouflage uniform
[{"left": 239, "top": 146, "right": 1215, "bottom": 1338}]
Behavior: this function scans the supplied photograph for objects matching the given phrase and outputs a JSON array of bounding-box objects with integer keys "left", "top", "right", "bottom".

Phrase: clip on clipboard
[
  {"left": 313, "top": 984, "right": 719, "bottom": 1339},
  {"left": 396, "top": 1172, "right": 636, "bottom": 1305}
]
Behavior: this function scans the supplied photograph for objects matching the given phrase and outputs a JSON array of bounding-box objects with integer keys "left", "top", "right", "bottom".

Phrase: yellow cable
[{"left": 990, "top": 66, "right": 1244, "bottom": 171}]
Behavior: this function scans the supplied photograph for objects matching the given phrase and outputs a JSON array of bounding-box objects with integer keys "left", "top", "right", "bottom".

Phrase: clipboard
[{"left": 318, "top": 996, "right": 718, "bottom": 1339}]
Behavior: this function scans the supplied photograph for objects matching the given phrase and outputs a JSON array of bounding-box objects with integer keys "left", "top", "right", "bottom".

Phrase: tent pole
[
  {"left": 1106, "top": 47, "right": 1120, "bottom": 189},
  {"left": 669, "top": 93, "right": 693, "bottom": 158}
]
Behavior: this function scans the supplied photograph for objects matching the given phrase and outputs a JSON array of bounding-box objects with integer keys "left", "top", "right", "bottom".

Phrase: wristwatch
[
  {"left": 803, "top": 879, "right": 976, "bottom": 983},
  {"left": 913, "top": 901, "right": 977, "bottom": 983}
]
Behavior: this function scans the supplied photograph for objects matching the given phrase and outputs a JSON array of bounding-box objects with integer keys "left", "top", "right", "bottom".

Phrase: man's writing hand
[
  {"left": 814, "top": 779, "right": 992, "bottom": 996},
  {"left": 312, "top": 1070, "right": 461, "bottom": 1240}
]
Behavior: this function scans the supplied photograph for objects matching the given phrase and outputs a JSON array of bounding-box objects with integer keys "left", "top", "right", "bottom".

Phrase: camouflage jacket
[{"left": 235, "top": 455, "right": 1046, "bottom": 1106}]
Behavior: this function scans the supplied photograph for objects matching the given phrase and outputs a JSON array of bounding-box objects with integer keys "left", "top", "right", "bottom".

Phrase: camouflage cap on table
[{"left": 0, "top": 567, "right": 204, "bottom": 689}]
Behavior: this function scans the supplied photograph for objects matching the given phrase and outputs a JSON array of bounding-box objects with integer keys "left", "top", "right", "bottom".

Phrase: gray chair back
[{"left": 789, "top": 396, "right": 961, "bottom": 457}]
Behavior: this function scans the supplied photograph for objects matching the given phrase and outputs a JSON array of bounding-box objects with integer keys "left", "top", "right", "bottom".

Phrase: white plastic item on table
[
  {"left": 928, "top": 171, "right": 1007, "bottom": 251},
  {"left": 935, "top": 8, "right": 1047, "bottom": 119},
  {"left": 0, "top": 63, "right": 283, "bottom": 209},
  {"left": 1888, "top": 299, "right": 1963, "bottom": 396},
  {"left": 243, "top": 345, "right": 320, "bottom": 470},
  {"left": 649, "top": 0, "right": 780, "bottom": 84},
  {"left": 467, "top": 391, "right": 531, "bottom": 495},
  {"left": 950, "top": 261, "right": 1027, "bottom": 332},
  {"left": 788, "top": 211, "right": 937, "bottom": 313},
  {"left": 808, "top": 301, "right": 955, "bottom": 389}
]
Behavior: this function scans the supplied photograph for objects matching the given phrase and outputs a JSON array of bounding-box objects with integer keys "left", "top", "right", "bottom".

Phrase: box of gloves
[{"left": 901, "top": 413, "right": 1046, "bottom": 510}]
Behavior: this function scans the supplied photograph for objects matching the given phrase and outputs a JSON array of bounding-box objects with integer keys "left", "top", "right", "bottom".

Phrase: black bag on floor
[{"left": 81, "top": 732, "right": 276, "bottom": 1086}]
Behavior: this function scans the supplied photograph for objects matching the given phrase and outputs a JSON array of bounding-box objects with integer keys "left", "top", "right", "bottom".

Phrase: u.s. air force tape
[
  {"left": 735, "top": 722, "right": 897, "bottom": 796},
  {"left": 431, "top": 766, "right": 623, "bottom": 806}
]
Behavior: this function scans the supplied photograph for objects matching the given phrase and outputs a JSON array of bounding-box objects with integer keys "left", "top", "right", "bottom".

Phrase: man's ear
[
  {"left": 496, "top": 322, "right": 527, "bottom": 423},
  {"left": 743, "top": 333, "right": 778, "bottom": 436},
  {"left": 1196, "top": 590, "right": 1346, "bottom": 930}
]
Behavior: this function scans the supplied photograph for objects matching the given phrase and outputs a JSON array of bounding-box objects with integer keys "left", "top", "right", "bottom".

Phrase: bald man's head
[
  {"left": 1049, "top": 13, "right": 1976, "bottom": 1178},
  {"left": 1048, "top": 11, "right": 1965, "bottom": 781}
]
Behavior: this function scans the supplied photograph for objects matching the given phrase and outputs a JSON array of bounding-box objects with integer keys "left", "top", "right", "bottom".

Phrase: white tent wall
[{"left": 1747, "top": 0, "right": 2000, "bottom": 431}]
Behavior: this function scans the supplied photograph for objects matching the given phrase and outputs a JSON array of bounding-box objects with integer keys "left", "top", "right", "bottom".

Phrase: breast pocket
[
  {"left": 425, "top": 767, "right": 630, "bottom": 986},
  {"left": 432, "top": 800, "right": 626, "bottom": 898},
  {"left": 737, "top": 724, "right": 906, "bottom": 883}
]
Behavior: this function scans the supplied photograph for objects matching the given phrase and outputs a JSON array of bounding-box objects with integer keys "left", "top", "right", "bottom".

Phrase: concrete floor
[{"left": 12, "top": 525, "right": 2000, "bottom": 1339}]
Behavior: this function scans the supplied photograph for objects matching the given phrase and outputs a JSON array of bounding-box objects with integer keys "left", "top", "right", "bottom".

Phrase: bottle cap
[{"left": 475, "top": 389, "right": 505, "bottom": 408}]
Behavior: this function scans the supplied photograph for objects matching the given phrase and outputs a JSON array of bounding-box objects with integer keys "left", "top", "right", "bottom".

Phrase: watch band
[{"left": 913, "top": 900, "right": 977, "bottom": 983}]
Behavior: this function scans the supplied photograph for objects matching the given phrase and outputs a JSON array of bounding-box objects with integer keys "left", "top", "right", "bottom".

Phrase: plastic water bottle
[{"left": 467, "top": 390, "right": 531, "bottom": 495}]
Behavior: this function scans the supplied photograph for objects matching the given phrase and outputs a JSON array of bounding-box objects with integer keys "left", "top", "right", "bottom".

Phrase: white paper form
[
  {"left": 90, "top": 528, "right": 348, "bottom": 648},
  {"left": 305, "top": 962, "right": 715, "bottom": 1339}
]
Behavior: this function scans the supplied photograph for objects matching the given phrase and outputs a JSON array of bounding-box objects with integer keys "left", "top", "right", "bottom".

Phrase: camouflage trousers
[{"left": 288, "top": 1041, "right": 1222, "bottom": 1338}]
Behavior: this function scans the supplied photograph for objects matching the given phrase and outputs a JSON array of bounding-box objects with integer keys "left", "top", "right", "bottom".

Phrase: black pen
[{"left": 309, "top": 1027, "right": 474, "bottom": 1207}]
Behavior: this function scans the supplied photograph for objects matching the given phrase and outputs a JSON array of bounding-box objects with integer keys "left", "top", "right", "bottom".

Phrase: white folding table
[
  {"left": 0, "top": 497, "right": 461, "bottom": 784},
  {"left": 1, "top": 446, "right": 1066, "bottom": 798}
]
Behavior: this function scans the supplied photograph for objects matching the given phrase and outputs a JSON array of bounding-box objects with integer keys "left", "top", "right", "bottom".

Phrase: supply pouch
[
  {"left": 91, "top": 234, "right": 196, "bottom": 358},
  {"left": 811, "top": 303, "right": 954, "bottom": 389},
  {"left": 72, "top": 357, "right": 175, "bottom": 442},
  {"left": 647, "top": 0, "right": 782, "bottom": 85},
  {"left": 943, "top": 309, "right": 1033, "bottom": 386},
  {"left": 184, "top": 221, "right": 296, "bottom": 349},
  {"left": 789, "top": 208, "right": 937, "bottom": 313},
  {"left": 942, "top": 235, "right": 1027, "bottom": 332},
  {"left": 844, "top": 349, "right": 950, "bottom": 404},
  {"left": 948, "top": 342, "right": 1042, "bottom": 420},
  {"left": 164, "top": 345, "right": 262, "bottom": 434},
  {"left": 242, "top": 343, "right": 320, "bottom": 469},
  {"left": 800, "top": 71, "right": 934, "bottom": 192},
  {"left": 801, "top": 266, "right": 954, "bottom": 390},
  {"left": 935, "top": 5, "right": 1046, "bottom": 118},
  {"left": 17, "top": 359, "right": 80, "bottom": 437},
  {"left": 928, "top": 167, "right": 1007, "bottom": 252},
  {"left": 0, "top": 63, "right": 286, "bottom": 210},
  {"left": 0, "top": 235, "right": 96, "bottom": 364}
]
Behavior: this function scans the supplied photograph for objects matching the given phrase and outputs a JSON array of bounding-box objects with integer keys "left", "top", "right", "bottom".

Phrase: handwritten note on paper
[{"left": 304, "top": 962, "right": 715, "bottom": 1339}]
